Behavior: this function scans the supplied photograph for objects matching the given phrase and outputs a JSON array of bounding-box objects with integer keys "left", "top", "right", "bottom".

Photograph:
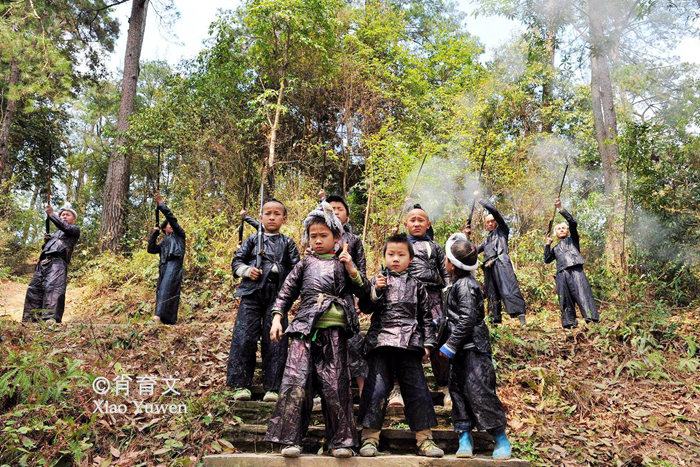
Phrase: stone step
[
  {"left": 230, "top": 400, "right": 453, "bottom": 426},
  {"left": 220, "top": 424, "right": 497, "bottom": 455},
  {"left": 204, "top": 453, "right": 530, "bottom": 467},
  {"left": 234, "top": 386, "right": 446, "bottom": 406}
]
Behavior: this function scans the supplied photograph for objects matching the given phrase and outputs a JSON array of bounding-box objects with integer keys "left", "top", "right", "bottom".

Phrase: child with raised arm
[
  {"left": 226, "top": 199, "right": 300, "bottom": 403},
  {"left": 467, "top": 197, "right": 526, "bottom": 327},
  {"left": 265, "top": 202, "right": 368, "bottom": 458},
  {"left": 545, "top": 198, "right": 599, "bottom": 328},
  {"left": 439, "top": 233, "right": 512, "bottom": 460}
]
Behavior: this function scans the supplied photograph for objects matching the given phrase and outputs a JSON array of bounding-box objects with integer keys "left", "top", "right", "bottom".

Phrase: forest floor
[
  {"left": 0, "top": 279, "right": 87, "bottom": 322},
  {"left": 1, "top": 275, "right": 699, "bottom": 467}
]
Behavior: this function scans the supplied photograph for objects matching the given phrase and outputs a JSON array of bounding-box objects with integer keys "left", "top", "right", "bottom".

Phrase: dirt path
[{"left": 0, "top": 280, "right": 86, "bottom": 322}]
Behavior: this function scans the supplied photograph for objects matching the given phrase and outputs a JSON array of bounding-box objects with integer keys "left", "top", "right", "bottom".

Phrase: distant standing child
[
  {"left": 402, "top": 204, "right": 452, "bottom": 407},
  {"left": 147, "top": 193, "right": 186, "bottom": 325},
  {"left": 439, "top": 233, "right": 512, "bottom": 460},
  {"left": 544, "top": 198, "right": 599, "bottom": 329},
  {"left": 265, "top": 202, "right": 368, "bottom": 458},
  {"left": 357, "top": 234, "right": 444, "bottom": 458},
  {"left": 227, "top": 199, "right": 300, "bottom": 403},
  {"left": 467, "top": 198, "right": 526, "bottom": 327},
  {"left": 320, "top": 190, "right": 369, "bottom": 392}
]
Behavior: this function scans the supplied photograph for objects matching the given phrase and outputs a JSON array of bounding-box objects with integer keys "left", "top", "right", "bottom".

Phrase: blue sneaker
[
  {"left": 456, "top": 432, "right": 473, "bottom": 458},
  {"left": 492, "top": 430, "right": 512, "bottom": 460}
]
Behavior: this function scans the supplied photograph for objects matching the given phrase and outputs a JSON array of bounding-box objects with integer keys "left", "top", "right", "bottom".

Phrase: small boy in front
[
  {"left": 265, "top": 202, "right": 368, "bottom": 458},
  {"left": 403, "top": 204, "right": 452, "bottom": 406},
  {"left": 357, "top": 234, "right": 444, "bottom": 458},
  {"left": 226, "top": 199, "right": 300, "bottom": 403},
  {"left": 544, "top": 198, "right": 599, "bottom": 328},
  {"left": 439, "top": 233, "right": 512, "bottom": 460}
]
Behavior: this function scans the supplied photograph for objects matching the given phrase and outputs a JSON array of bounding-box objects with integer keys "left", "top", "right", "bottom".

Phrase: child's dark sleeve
[
  {"left": 543, "top": 244, "right": 555, "bottom": 264},
  {"left": 232, "top": 235, "right": 255, "bottom": 277},
  {"left": 433, "top": 242, "right": 450, "bottom": 286},
  {"left": 417, "top": 283, "right": 437, "bottom": 349},
  {"left": 286, "top": 237, "right": 301, "bottom": 268},
  {"left": 358, "top": 276, "right": 379, "bottom": 315},
  {"left": 352, "top": 238, "right": 367, "bottom": 276},
  {"left": 559, "top": 209, "right": 580, "bottom": 250},
  {"left": 158, "top": 203, "right": 186, "bottom": 238},
  {"left": 348, "top": 267, "right": 370, "bottom": 299},
  {"left": 441, "top": 284, "right": 478, "bottom": 357},
  {"left": 271, "top": 260, "right": 304, "bottom": 317},
  {"left": 147, "top": 230, "right": 161, "bottom": 254},
  {"left": 479, "top": 199, "right": 509, "bottom": 236},
  {"left": 243, "top": 215, "right": 260, "bottom": 230}
]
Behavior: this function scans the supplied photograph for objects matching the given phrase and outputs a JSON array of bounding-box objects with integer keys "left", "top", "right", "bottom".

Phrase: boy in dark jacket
[
  {"left": 226, "top": 199, "right": 300, "bottom": 403},
  {"left": 265, "top": 202, "right": 368, "bottom": 458},
  {"left": 147, "top": 193, "right": 186, "bottom": 325},
  {"left": 321, "top": 191, "right": 369, "bottom": 392},
  {"left": 357, "top": 234, "right": 444, "bottom": 458},
  {"left": 23, "top": 203, "right": 80, "bottom": 324},
  {"left": 439, "top": 233, "right": 512, "bottom": 460},
  {"left": 467, "top": 198, "right": 526, "bottom": 327},
  {"left": 544, "top": 198, "right": 599, "bottom": 329},
  {"left": 401, "top": 204, "right": 452, "bottom": 407}
]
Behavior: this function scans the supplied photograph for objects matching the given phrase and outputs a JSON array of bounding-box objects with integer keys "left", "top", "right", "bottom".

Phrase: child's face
[
  {"left": 261, "top": 202, "right": 286, "bottom": 233},
  {"left": 308, "top": 223, "right": 338, "bottom": 255},
  {"left": 445, "top": 257, "right": 455, "bottom": 276},
  {"left": 384, "top": 242, "right": 412, "bottom": 273},
  {"left": 555, "top": 223, "right": 569, "bottom": 239},
  {"left": 329, "top": 201, "right": 348, "bottom": 225},
  {"left": 485, "top": 214, "right": 497, "bottom": 232},
  {"left": 404, "top": 209, "right": 430, "bottom": 238}
]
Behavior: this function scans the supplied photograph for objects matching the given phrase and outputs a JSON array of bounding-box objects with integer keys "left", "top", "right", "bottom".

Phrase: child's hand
[
  {"left": 270, "top": 315, "right": 284, "bottom": 343},
  {"left": 439, "top": 350, "right": 449, "bottom": 359},
  {"left": 339, "top": 242, "right": 356, "bottom": 273},
  {"left": 318, "top": 189, "right": 326, "bottom": 200},
  {"left": 375, "top": 273, "right": 387, "bottom": 290},
  {"left": 155, "top": 192, "right": 164, "bottom": 205},
  {"left": 554, "top": 198, "right": 562, "bottom": 210},
  {"left": 464, "top": 225, "right": 472, "bottom": 237},
  {"left": 239, "top": 209, "right": 247, "bottom": 218},
  {"left": 423, "top": 347, "right": 431, "bottom": 363},
  {"left": 390, "top": 226, "right": 399, "bottom": 235},
  {"left": 249, "top": 267, "right": 262, "bottom": 280},
  {"left": 545, "top": 233, "right": 553, "bottom": 245}
]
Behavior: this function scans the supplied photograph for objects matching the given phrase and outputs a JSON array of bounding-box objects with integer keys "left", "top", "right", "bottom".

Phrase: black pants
[
  {"left": 348, "top": 332, "right": 368, "bottom": 378},
  {"left": 265, "top": 327, "right": 356, "bottom": 450},
  {"left": 557, "top": 265, "right": 599, "bottom": 328},
  {"left": 449, "top": 350, "right": 506, "bottom": 434},
  {"left": 226, "top": 281, "right": 287, "bottom": 392},
  {"left": 22, "top": 258, "right": 67, "bottom": 323},
  {"left": 359, "top": 347, "right": 437, "bottom": 432},
  {"left": 155, "top": 258, "right": 183, "bottom": 325},
  {"left": 484, "top": 255, "right": 526, "bottom": 323}
]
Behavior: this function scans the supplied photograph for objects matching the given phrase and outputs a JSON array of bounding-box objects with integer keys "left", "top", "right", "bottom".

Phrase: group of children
[{"left": 221, "top": 190, "right": 600, "bottom": 459}]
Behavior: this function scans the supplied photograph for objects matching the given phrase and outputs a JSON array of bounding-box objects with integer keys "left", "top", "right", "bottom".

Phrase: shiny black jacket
[
  {"left": 148, "top": 203, "right": 186, "bottom": 265},
  {"left": 544, "top": 209, "right": 585, "bottom": 273},
  {"left": 362, "top": 271, "right": 436, "bottom": 355},
  {"left": 407, "top": 239, "right": 450, "bottom": 287},
  {"left": 442, "top": 273, "right": 491, "bottom": 355},
  {"left": 476, "top": 200, "right": 510, "bottom": 262},
  {"left": 232, "top": 229, "right": 300, "bottom": 298},
  {"left": 41, "top": 214, "right": 81, "bottom": 264},
  {"left": 341, "top": 225, "right": 367, "bottom": 276},
  {"left": 272, "top": 255, "right": 369, "bottom": 337}
]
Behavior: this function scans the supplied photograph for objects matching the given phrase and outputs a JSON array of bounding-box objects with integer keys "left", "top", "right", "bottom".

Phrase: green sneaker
[
  {"left": 263, "top": 391, "right": 279, "bottom": 402},
  {"left": 232, "top": 388, "right": 251, "bottom": 401},
  {"left": 417, "top": 439, "right": 444, "bottom": 458}
]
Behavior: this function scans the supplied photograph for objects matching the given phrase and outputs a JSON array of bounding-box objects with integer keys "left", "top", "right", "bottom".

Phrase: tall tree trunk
[
  {"left": 541, "top": 0, "right": 558, "bottom": 133},
  {"left": 265, "top": 76, "right": 286, "bottom": 196},
  {"left": 0, "top": 60, "right": 20, "bottom": 184},
  {"left": 99, "top": 0, "right": 149, "bottom": 252},
  {"left": 589, "top": 0, "right": 623, "bottom": 266}
]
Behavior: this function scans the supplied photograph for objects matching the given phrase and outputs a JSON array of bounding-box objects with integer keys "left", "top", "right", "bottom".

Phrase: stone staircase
[{"left": 203, "top": 357, "right": 530, "bottom": 466}]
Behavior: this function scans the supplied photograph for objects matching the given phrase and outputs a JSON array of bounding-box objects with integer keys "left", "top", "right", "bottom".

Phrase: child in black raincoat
[
  {"left": 147, "top": 193, "right": 185, "bottom": 325},
  {"left": 467, "top": 198, "right": 526, "bottom": 327},
  {"left": 265, "top": 202, "right": 369, "bottom": 458},
  {"left": 357, "top": 234, "right": 444, "bottom": 458},
  {"left": 439, "top": 233, "right": 512, "bottom": 460},
  {"left": 227, "top": 200, "right": 300, "bottom": 403},
  {"left": 23, "top": 203, "right": 80, "bottom": 324},
  {"left": 544, "top": 198, "right": 599, "bottom": 328}
]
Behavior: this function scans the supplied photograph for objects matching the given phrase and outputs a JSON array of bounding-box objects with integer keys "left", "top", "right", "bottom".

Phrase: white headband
[{"left": 445, "top": 233, "right": 479, "bottom": 271}]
